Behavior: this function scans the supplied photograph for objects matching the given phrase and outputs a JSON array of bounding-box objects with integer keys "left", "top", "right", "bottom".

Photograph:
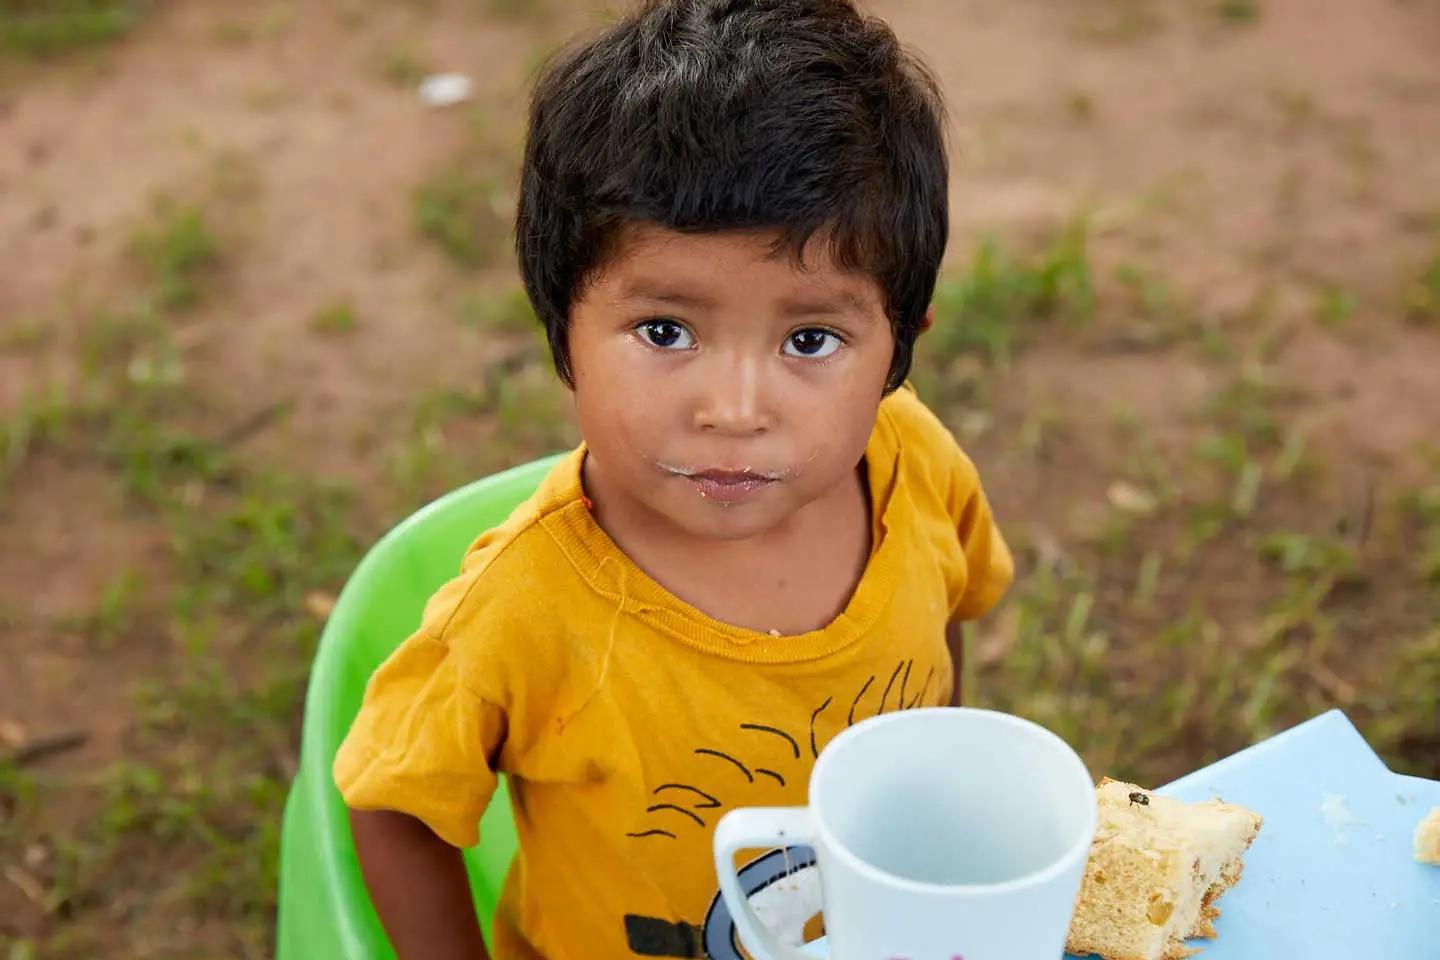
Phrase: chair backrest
[{"left": 278, "top": 456, "right": 561, "bottom": 958}]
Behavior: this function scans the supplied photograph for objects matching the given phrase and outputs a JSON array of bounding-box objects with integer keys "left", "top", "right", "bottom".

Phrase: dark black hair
[{"left": 516, "top": 0, "right": 949, "bottom": 391}]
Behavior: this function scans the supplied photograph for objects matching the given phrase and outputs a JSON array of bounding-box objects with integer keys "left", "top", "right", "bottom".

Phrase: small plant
[
  {"left": 0, "top": 319, "right": 53, "bottom": 352},
  {"left": 1065, "top": 89, "right": 1096, "bottom": 122},
  {"left": 458, "top": 287, "right": 538, "bottom": 336},
  {"left": 131, "top": 202, "right": 220, "bottom": 312},
  {"left": 0, "top": 0, "right": 149, "bottom": 58},
  {"left": 211, "top": 4, "right": 291, "bottom": 45},
  {"left": 1079, "top": 1, "right": 1162, "bottom": 42},
  {"left": 381, "top": 45, "right": 427, "bottom": 87},
  {"left": 0, "top": 384, "right": 71, "bottom": 487},
  {"left": 1215, "top": 0, "right": 1261, "bottom": 24},
  {"left": 1259, "top": 532, "right": 1357, "bottom": 578},
  {"left": 413, "top": 168, "right": 506, "bottom": 268},
  {"left": 311, "top": 298, "right": 359, "bottom": 335},
  {"left": 1315, "top": 286, "right": 1357, "bottom": 329},
  {"left": 1400, "top": 475, "right": 1440, "bottom": 584},
  {"left": 925, "top": 221, "right": 1094, "bottom": 368},
  {"left": 1404, "top": 241, "right": 1440, "bottom": 324},
  {"left": 71, "top": 567, "right": 145, "bottom": 649}
]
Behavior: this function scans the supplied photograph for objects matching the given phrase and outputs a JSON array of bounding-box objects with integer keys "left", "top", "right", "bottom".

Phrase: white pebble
[{"left": 419, "top": 73, "right": 474, "bottom": 108}]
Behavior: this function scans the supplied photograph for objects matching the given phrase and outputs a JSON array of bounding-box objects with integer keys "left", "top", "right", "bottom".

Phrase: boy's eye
[
  {"left": 783, "top": 329, "right": 842, "bottom": 359},
  {"left": 636, "top": 319, "right": 695, "bottom": 350}
]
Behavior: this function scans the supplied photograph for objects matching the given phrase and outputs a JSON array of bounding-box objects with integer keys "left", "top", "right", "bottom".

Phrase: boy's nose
[{"left": 693, "top": 354, "right": 773, "bottom": 436}]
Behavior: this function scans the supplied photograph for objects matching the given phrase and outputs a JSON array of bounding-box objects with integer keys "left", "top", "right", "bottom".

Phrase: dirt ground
[{"left": 2, "top": 0, "right": 1439, "bottom": 956}]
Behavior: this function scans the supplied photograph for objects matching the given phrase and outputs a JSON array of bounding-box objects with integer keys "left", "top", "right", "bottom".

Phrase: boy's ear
[{"left": 919, "top": 306, "right": 935, "bottom": 333}]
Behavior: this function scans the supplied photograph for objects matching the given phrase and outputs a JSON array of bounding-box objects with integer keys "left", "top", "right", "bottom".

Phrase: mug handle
[{"left": 713, "top": 807, "right": 820, "bottom": 960}]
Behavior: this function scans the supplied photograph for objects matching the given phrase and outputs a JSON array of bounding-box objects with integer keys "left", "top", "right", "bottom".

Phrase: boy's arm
[
  {"left": 350, "top": 808, "right": 491, "bottom": 960},
  {"left": 945, "top": 619, "right": 964, "bottom": 707}
]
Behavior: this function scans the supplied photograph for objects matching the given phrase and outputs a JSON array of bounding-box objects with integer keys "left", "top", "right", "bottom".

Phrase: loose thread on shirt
[{"left": 555, "top": 556, "right": 627, "bottom": 734}]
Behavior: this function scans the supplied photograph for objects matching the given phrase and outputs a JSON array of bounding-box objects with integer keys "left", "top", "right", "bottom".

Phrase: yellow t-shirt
[{"left": 333, "top": 387, "right": 1013, "bottom": 960}]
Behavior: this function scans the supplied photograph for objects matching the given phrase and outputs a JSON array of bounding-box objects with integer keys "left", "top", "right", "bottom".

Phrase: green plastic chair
[{"left": 276, "top": 455, "right": 563, "bottom": 959}]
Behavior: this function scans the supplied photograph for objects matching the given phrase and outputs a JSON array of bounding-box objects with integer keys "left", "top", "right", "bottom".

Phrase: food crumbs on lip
[{"left": 768, "top": 628, "right": 781, "bottom": 637}]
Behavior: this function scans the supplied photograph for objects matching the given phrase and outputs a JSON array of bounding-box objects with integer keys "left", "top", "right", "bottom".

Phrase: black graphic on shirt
[
  {"left": 623, "top": 846, "right": 817, "bottom": 959},
  {"left": 620, "top": 659, "right": 937, "bottom": 956}
]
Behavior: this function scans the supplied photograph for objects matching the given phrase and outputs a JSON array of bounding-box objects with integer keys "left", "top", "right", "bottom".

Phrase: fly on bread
[{"left": 1065, "top": 778, "right": 1262, "bottom": 960}]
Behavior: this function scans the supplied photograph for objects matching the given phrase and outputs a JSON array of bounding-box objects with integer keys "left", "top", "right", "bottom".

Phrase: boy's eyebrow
[
  {"left": 617, "top": 282, "right": 877, "bottom": 317},
  {"left": 614, "top": 281, "right": 716, "bottom": 308},
  {"left": 776, "top": 290, "right": 876, "bottom": 317}
]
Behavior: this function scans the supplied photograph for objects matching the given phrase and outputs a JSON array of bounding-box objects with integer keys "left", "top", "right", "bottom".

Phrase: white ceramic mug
[{"left": 712, "top": 708, "right": 1097, "bottom": 960}]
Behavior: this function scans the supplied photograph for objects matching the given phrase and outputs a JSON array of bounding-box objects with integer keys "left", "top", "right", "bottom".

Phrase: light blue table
[{"left": 805, "top": 710, "right": 1440, "bottom": 959}]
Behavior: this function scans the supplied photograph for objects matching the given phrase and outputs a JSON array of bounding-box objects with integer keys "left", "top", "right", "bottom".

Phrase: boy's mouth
[{"left": 674, "top": 467, "right": 781, "bottom": 503}]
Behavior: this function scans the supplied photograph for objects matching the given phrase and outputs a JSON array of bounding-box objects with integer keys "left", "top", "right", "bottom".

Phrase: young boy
[{"left": 334, "top": 1, "right": 1014, "bottom": 957}]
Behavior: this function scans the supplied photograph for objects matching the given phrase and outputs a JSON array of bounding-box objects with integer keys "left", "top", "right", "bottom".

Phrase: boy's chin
[{"left": 657, "top": 497, "right": 791, "bottom": 544}]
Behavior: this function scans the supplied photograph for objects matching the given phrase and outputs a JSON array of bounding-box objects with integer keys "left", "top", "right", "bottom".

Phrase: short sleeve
[
  {"left": 333, "top": 628, "right": 505, "bottom": 849},
  {"left": 947, "top": 472, "right": 1014, "bottom": 621},
  {"left": 879, "top": 387, "right": 1015, "bottom": 621}
]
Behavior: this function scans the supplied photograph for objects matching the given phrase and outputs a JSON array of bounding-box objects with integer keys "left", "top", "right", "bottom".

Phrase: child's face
[{"left": 569, "top": 223, "right": 896, "bottom": 542}]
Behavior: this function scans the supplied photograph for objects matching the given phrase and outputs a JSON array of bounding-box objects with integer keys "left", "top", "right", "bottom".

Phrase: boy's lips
[{"left": 680, "top": 468, "right": 780, "bottom": 503}]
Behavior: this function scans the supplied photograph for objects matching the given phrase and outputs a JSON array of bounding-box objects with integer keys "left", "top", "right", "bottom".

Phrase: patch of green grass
[
  {"left": 1064, "top": 89, "right": 1096, "bottom": 122},
  {"left": 1403, "top": 240, "right": 1440, "bottom": 324},
  {"left": 212, "top": 3, "right": 292, "bottom": 45},
  {"left": 15, "top": 391, "right": 362, "bottom": 946},
  {"left": 413, "top": 167, "right": 506, "bottom": 268},
  {"left": 131, "top": 201, "right": 221, "bottom": 313},
  {"left": 1270, "top": 426, "right": 1318, "bottom": 486},
  {"left": 914, "top": 223, "right": 1092, "bottom": 414},
  {"left": 458, "top": 287, "right": 539, "bottom": 337},
  {"left": 98, "top": 407, "right": 230, "bottom": 504},
  {"left": 0, "top": 760, "right": 39, "bottom": 839},
  {"left": 1271, "top": 87, "right": 1317, "bottom": 132},
  {"left": 923, "top": 221, "right": 1093, "bottom": 368},
  {"left": 388, "top": 353, "right": 576, "bottom": 505},
  {"left": 380, "top": 44, "right": 427, "bottom": 87},
  {"left": 923, "top": 249, "right": 1440, "bottom": 785},
  {"left": 0, "top": 317, "right": 54, "bottom": 352},
  {"left": 1259, "top": 532, "right": 1357, "bottom": 578},
  {"left": 1367, "top": 628, "right": 1440, "bottom": 775},
  {"left": 1, "top": 383, "right": 72, "bottom": 490},
  {"left": 491, "top": 364, "right": 574, "bottom": 457},
  {"left": 388, "top": 385, "right": 493, "bottom": 500},
  {"left": 0, "top": 168, "right": 373, "bottom": 958},
  {"left": 211, "top": 19, "right": 254, "bottom": 46},
  {"left": 0, "top": 0, "right": 148, "bottom": 58},
  {"left": 978, "top": 516, "right": 1386, "bottom": 782},
  {"left": 1214, "top": 0, "right": 1261, "bottom": 24},
  {"left": 1205, "top": 361, "right": 1292, "bottom": 450},
  {"left": 310, "top": 298, "right": 359, "bottom": 335},
  {"left": 1315, "top": 285, "right": 1357, "bottom": 329},
  {"left": 1111, "top": 262, "right": 1199, "bottom": 349},
  {"left": 1399, "top": 469, "right": 1440, "bottom": 584},
  {"left": 167, "top": 470, "right": 359, "bottom": 623},
  {"left": 1017, "top": 405, "right": 1066, "bottom": 464},
  {"left": 59, "top": 567, "right": 145, "bottom": 650},
  {"left": 1078, "top": 1, "right": 1162, "bottom": 42}
]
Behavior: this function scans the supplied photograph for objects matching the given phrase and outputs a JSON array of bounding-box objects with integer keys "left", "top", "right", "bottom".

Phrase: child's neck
[{"left": 585, "top": 461, "right": 872, "bottom": 636}]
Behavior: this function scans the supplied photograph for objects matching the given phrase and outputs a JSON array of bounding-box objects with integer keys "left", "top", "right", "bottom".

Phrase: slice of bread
[
  {"left": 1416, "top": 807, "right": 1440, "bottom": 865},
  {"left": 1065, "top": 779, "right": 1262, "bottom": 960}
]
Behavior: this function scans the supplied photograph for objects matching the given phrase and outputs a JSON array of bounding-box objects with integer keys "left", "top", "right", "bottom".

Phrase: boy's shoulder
[
  {"left": 415, "top": 452, "right": 592, "bottom": 646},
  {"left": 874, "top": 384, "right": 981, "bottom": 496}
]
